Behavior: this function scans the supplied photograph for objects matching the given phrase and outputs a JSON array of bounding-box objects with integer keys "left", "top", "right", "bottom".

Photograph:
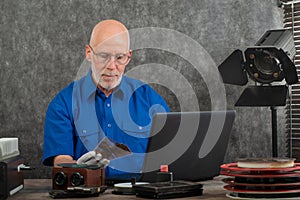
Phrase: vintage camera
[{"left": 52, "top": 163, "right": 105, "bottom": 191}]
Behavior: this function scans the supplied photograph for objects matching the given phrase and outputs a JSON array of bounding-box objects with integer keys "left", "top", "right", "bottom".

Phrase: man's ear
[
  {"left": 125, "top": 50, "right": 133, "bottom": 65},
  {"left": 85, "top": 45, "right": 92, "bottom": 61}
]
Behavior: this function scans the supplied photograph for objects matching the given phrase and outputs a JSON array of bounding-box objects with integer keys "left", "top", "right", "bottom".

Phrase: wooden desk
[{"left": 8, "top": 176, "right": 229, "bottom": 199}]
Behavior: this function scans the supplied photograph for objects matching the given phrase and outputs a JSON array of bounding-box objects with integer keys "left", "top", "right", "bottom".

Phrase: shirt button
[
  {"left": 107, "top": 124, "right": 112, "bottom": 128},
  {"left": 107, "top": 103, "right": 111, "bottom": 107}
]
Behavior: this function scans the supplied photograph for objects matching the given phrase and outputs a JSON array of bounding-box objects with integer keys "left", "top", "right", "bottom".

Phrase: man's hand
[
  {"left": 54, "top": 155, "right": 76, "bottom": 166},
  {"left": 76, "top": 151, "right": 110, "bottom": 167}
]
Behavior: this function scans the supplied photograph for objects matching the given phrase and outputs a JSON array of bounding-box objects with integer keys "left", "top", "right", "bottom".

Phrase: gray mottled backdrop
[{"left": 1, "top": 0, "right": 286, "bottom": 178}]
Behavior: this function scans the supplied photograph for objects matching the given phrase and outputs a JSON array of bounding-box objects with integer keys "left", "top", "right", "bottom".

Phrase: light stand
[
  {"left": 271, "top": 106, "right": 278, "bottom": 157},
  {"left": 235, "top": 85, "right": 288, "bottom": 157}
]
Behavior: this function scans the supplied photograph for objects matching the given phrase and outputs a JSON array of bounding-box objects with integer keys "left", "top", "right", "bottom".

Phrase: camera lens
[
  {"left": 70, "top": 172, "right": 84, "bottom": 186},
  {"left": 54, "top": 171, "right": 67, "bottom": 186}
]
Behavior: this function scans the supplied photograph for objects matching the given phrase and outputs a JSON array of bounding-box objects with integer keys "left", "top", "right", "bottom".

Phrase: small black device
[
  {"left": 49, "top": 186, "right": 107, "bottom": 199},
  {"left": 133, "top": 180, "right": 203, "bottom": 199}
]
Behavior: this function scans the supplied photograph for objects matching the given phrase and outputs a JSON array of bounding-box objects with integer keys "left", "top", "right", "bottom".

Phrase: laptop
[{"left": 139, "top": 110, "right": 236, "bottom": 182}]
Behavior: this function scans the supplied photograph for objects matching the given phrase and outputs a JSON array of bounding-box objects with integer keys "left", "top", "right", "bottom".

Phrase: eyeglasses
[{"left": 89, "top": 45, "right": 131, "bottom": 65}]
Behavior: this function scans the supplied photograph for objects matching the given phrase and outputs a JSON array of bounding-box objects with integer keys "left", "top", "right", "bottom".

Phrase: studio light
[
  {"left": 218, "top": 29, "right": 298, "bottom": 157},
  {"left": 219, "top": 29, "right": 297, "bottom": 86}
]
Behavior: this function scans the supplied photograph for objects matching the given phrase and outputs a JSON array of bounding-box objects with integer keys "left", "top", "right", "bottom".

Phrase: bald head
[
  {"left": 86, "top": 20, "right": 132, "bottom": 96},
  {"left": 89, "top": 19, "right": 130, "bottom": 50}
]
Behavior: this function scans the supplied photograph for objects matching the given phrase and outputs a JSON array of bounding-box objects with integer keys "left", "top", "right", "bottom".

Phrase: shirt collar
[
  {"left": 83, "top": 70, "right": 97, "bottom": 99},
  {"left": 113, "top": 76, "right": 126, "bottom": 98}
]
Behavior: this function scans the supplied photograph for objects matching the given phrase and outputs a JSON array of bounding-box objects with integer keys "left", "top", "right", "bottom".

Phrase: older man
[{"left": 42, "top": 19, "right": 169, "bottom": 180}]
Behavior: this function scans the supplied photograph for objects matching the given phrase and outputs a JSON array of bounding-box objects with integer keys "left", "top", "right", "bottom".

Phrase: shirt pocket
[{"left": 76, "top": 129, "right": 104, "bottom": 151}]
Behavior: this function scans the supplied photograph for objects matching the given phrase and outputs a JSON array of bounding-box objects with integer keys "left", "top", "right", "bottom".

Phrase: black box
[
  {"left": 133, "top": 180, "right": 203, "bottom": 199},
  {"left": 0, "top": 156, "right": 24, "bottom": 199}
]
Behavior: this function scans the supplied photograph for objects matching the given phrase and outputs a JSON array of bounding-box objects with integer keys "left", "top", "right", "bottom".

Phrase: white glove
[{"left": 76, "top": 151, "right": 110, "bottom": 167}]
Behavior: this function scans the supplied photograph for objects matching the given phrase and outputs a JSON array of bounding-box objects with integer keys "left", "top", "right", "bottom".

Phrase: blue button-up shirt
[{"left": 42, "top": 71, "right": 169, "bottom": 179}]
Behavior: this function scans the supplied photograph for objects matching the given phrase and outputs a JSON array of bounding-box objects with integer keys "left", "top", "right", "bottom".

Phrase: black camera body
[{"left": 52, "top": 164, "right": 105, "bottom": 190}]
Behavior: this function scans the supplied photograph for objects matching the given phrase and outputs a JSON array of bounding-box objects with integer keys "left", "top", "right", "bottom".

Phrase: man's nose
[{"left": 105, "top": 57, "right": 118, "bottom": 69}]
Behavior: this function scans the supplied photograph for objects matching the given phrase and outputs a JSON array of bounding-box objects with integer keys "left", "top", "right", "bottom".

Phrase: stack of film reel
[{"left": 220, "top": 158, "right": 300, "bottom": 199}]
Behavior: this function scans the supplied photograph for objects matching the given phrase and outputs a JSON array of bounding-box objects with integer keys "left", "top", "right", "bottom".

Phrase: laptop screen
[{"left": 140, "top": 110, "right": 236, "bottom": 182}]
